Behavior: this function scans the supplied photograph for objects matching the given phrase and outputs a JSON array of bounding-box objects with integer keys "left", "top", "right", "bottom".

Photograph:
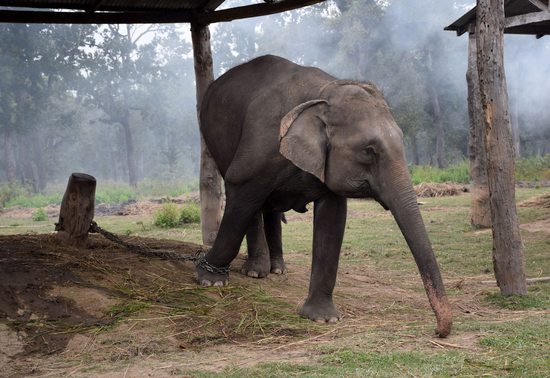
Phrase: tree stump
[{"left": 56, "top": 173, "right": 96, "bottom": 247}]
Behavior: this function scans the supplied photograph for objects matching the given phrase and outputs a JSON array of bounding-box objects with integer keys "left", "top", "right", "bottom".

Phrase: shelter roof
[
  {"left": 445, "top": 0, "right": 550, "bottom": 37},
  {"left": 0, "top": 0, "right": 325, "bottom": 24}
]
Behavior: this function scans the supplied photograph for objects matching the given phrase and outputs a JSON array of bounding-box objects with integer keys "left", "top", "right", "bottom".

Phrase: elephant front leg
[
  {"left": 299, "top": 193, "right": 347, "bottom": 323},
  {"left": 241, "top": 212, "right": 271, "bottom": 278}
]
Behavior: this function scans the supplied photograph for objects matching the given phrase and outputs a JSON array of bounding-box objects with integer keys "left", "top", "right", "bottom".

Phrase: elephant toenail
[
  {"left": 247, "top": 271, "right": 259, "bottom": 278},
  {"left": 200, "top": 280, "right": 212, "bottom": 287},
  {"left": 213, "top": 281, "right": 224, "bottom": 287}
]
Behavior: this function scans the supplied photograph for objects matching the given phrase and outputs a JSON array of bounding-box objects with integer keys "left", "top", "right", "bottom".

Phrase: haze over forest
[{"left": 1, "top": 0, "right": 549, "bottom": 193}]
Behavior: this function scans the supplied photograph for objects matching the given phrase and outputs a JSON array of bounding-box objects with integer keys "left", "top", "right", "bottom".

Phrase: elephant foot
[
  {"left": 298, "top": 298, "right": 341, "bottom": 323},
  {"left": 196, "top": 265, "right": 229, "bottom": 287},
  {"left": 240, "top": 256, "right": 270, "bottom": 278},
  {"left": 270, "top": 257, "right": 287, "bottom": 275}
]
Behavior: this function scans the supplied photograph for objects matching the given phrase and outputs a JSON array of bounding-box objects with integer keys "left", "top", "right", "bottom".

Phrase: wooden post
[
  {"left": 476, "top": 0, "right": 527, "bottom": 295},
  {"left": 466, "top": 30, "right": 491, "bottom": 229},
  {"left": 191, "top": 22, "right": 224, "bottom": 246},
  {"left": 56, "top": 173, "right": 96, "bottom": 247}
]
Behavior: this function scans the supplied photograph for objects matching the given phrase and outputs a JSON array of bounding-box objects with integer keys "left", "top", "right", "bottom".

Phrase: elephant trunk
[{"left": 381, "top": 165, "right": 452, "bottom": 338}]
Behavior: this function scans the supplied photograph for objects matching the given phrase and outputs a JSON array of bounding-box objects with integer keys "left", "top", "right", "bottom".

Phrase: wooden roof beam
[
  {"left": 505, "top": 10, "right": 550, "bottom": 28},
  {"left": 526, "top": 0, "right": 549, "bottom": 11},
  {"left": 0, "top": 10, "right": 195, "bottom": 24},
  {"left": 200, "top": 0, "right": 226, "bottom": 11},
  {"left": 196, "top": 0, "right": 325, "bottom": 24}
]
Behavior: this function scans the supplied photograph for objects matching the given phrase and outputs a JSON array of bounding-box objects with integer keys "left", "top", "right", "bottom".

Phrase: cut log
[{"left": 56, "top": 173, "right": 96, "bottom": 247}]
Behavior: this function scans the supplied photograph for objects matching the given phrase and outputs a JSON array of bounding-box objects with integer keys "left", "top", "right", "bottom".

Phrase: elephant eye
[{"left": 363, "top": 146, "right": 377, "bottom": 164}]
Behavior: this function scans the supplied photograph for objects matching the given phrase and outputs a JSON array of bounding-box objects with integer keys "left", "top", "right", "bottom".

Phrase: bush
[
  {"left": 32, "top": 208, "right": 48, "bottom": 222},
  {"left": 179, "top": 203, "right": 200, "bottom": 224},
  {"left": 154, "top": 203, "right": 181, "bottom": 228}
]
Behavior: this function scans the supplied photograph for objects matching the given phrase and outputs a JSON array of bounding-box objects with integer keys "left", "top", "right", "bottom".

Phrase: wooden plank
[
  {"left": 191, "top": 22, "right": 224, "bottom": 246},
  {"left": 506, "top": 10, "right": 550, "bottom": 28}
]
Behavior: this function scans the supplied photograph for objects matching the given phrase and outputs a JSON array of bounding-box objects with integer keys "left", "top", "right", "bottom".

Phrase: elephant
[{"left": 196, "top": 55, "right": 452, "bottom": 338}]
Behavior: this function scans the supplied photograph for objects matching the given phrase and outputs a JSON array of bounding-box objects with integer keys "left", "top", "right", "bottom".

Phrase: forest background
[{"left": 1, "top": 0, "right": 549, "bottom": 199}]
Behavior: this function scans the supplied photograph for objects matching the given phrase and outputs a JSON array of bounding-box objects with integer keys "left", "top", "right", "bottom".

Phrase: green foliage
[
  {"left": 153, "top": 203, "right": 181, "bottom": 228},
  {"left": 5, "top": 192, "right": 61, "bottom": 208},
  {"left": 410, "top": 160, "right": 470, "bottom": 184},
  {"left": 179, "top": 203, "right": 200, "bottom": 224},
  {"left": 136, "top": 179, "right": 199, "bottom": 198},
  {"left": 32, "top": 208, "right": 48, "bottom": 222},
  {"left": 95, "top": 185, "right": 137, "bottom": 205},
  {"left": 515, "top": 155, "right": 550, "bottom": 182},
  {"left": 0, "top": 183, "right": 29, "bottom": 208}
]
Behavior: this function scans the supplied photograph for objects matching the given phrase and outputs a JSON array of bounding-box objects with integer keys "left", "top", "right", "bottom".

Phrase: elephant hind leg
[
  {"left": 264, "top": 210, "right": 286, "bottom": 274},
  {"left": 241, "top": 212, "right": 271, "bottom": 278}
]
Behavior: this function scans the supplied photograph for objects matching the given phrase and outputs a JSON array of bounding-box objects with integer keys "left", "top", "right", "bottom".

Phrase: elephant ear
[{"left": 279, "top": 99, "right": 328, "bottom": 182}]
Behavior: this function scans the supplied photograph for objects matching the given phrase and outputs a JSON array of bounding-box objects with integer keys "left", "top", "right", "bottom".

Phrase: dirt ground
[
  {"left": 0, "top": 231, "right": 545, "bottom": 377},
  {"left": 1, "top": 192, "right": 549, "bottom": 376}
]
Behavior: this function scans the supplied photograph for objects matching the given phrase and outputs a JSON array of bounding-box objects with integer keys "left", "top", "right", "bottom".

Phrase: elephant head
[{"left": 279, "top": 80, "right": 452, "bottom": 337}]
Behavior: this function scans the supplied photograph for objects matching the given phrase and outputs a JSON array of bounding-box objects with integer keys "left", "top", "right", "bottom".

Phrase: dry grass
[
  {"left": 414, "top": 182, "right": 468, "bottom": 197},
  {"left": 519, "top": 193, "right": 550, "bottom": 208}
]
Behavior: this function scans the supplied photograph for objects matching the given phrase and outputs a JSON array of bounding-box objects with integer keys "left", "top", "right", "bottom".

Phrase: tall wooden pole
[
  {"left": 476, "top": 0, "right": 527, "bottom": 295},
  {"left": 191, "top": 22, "right": 224, "bottom": 246},
  {"left": 466, "top": 30, "right": 491, "bottom": 229}
]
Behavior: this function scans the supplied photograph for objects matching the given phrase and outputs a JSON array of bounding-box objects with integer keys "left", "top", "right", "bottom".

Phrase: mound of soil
[{"left": 0, "top": 234, "right": 202, "bottom": 375}]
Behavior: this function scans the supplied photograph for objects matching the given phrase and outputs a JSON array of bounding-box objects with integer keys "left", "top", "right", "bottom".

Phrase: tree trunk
[
  {"left": 120, "top": 111, "right": 138, "bottom": 188},
  {"left": 191, "top": 22, "right": 224, "bottom": 246},
  {"left": 510, "top": 84, "right": 520, "bottom": 158},
  {"left": 426, "top": 49, "right": 447, "bottom": 168},
  {"left": 466, "top": 31, "right": 491, "bottom": 229},
  {"left": 3, "top": 127, "right": 17, "bottom": 184},
  {"left": 56, "top": 173, "right": 96, "bottom": 247},
  {"left": 476, "top": 0, "right": 527, "bottom": 295},
  {"left": 410, "top": 133, "right": 420, "bottom": 165}
]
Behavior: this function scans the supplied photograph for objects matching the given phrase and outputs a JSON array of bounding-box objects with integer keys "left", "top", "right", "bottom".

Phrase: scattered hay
[
  {"left": 519, "top": 193, "right": 550, "bottom": 208},
  {"left": 414, "top": 183, "right": 468, "bottom": 198}
]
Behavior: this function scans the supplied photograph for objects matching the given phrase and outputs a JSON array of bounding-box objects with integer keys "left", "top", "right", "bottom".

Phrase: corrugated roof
[{"left": 445, "top": 0, "right": 550, "bottom": 37}]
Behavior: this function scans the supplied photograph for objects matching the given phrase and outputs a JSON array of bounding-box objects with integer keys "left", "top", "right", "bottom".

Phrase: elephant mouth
[{"left": 344, "top": 178, "right": 389, "bottom": 210}]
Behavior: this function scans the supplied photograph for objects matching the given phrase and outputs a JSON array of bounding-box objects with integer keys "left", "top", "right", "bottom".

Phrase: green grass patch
[{"left": 484, "top": 283, "right": 550, "bottom": 310}]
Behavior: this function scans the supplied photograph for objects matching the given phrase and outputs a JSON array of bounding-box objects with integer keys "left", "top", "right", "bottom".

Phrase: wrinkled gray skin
[{"left": 198, "top": 55, "right": 452, "bottom": 337}]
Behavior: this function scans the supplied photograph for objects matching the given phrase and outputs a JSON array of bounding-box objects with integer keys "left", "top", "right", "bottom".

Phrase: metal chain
[{"left": 88, "top": 221, "right": 230, "bottom": 274}]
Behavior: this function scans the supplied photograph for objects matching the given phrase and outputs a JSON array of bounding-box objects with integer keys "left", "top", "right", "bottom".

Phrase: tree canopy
[{"left": 1, "top": 0, "right": 548, "bottom": 191}]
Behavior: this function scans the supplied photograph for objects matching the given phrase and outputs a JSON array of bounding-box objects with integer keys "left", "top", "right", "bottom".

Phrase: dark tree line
[{"left": 1, "top": 0, "right": 548, "bottom": 193}]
